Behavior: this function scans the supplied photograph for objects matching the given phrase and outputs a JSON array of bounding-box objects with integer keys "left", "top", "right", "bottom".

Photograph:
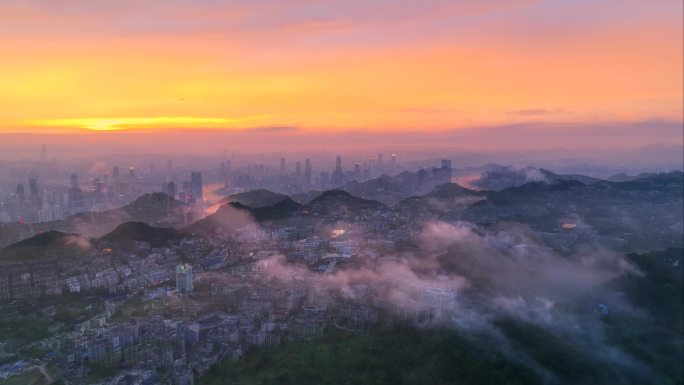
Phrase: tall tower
[
  {"left": 176, "top": 263, "right": 194, "bottom": 295},
  {"left": 190, "top": 172, "right": 203, "bottom": 201},
  {"left": 376, "top": 153, "right": 385, "bottom": 177},
  {"left": 441, "top": 159, "right": 452, "bottom": 169},
  {"left": 439, "top": 159, "right": 453, "bottom": 184},
  {"left": 16, "top": 183, "right": 25, "bottom": 202},
  {"left": 295, "top": 161, "right": 302, "bottom": 178},
  {"left": 26, "top": 178, "right": 42, "bottom": 213},
  {"left": 168, "top": 181, "right": 177, "bottom": 199},
  {"left": 304, "top": 159, "right": 312, "bottom": 187},
  {"left": 40, "top": 144, "right": 47, "bottom": 162},
  {"left": 331, "top": 155, "right": 345, "bottom": 186}
]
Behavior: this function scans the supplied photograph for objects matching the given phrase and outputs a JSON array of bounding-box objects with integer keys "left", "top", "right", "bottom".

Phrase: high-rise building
[
  {"left": 93, "top": 177, "right": 104, "bottom": 204},
  {"left": 434, "top": 159, "right": 453, "bottom": 184},
  {"left": 28, "top": 178, "right": 41, "bottom": 207},
  {"left": 280, "top": 158, "right": 287, "bottom": 175},
  {"left": 176, "top": 263, "right": 194, "bottom": 295},
  {"left": 304, "top": 158, "right": 313, "bottom": 187},
  {"left": 331, "top": 155, "right": 345, "bottom": 186},
  {"left": 441, "top": 159, "right": 452, "bottom": 183},
  {"left": 113, "top": 166, "right": 120, "bottom": 180},
  {"left": 220, "top": 161, "right": 228, "bottom": 180},
  {"left": 363, "top": 167, "right": 371, "bottom": 180},
  {"left": 190, "top": 172, "right": 203, "bottom": 201},
  {"left": 353, "top": 163, "right": 362, "bottom": 181},
  {"left": 376, "top": 153, "right": 385, "bottom": 177},
  {"left": 68, "top": 175, "right": 84, "bottom": 211},
  {"left": 93, "top": 177, "right": 104, "bottom": 195},
  {"left": 441, "top": 159, "right": 452, "bottom": 169},
  {"left": 162, "top": 180, "right": 177, "bottom": 199},
  {"left": 40, "top": 144, "right": 47, "bottom": 162},
  {"left": 16, "top": 183, "right": 25, "bottom": 203},
  {"left": 295, "top": 161, "right": 302, "bottom": 178},
  {"left": 168, "top": 181, "right": 177, "bottom": 199}
]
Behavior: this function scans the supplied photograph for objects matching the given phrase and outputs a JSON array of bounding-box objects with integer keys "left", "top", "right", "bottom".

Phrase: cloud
[
  {"left": 507, "top": 108, "right": 571, "bottom": 117},
  {"left": 253, "top": 218, "right": 647, "bottom": 379},
  {"left": 63, "top": 234, "right": 92, "bottom": 250},
  {"left": 28, "top": 116, "right": 271, "bottom": 131},
  {"left": 242, "top": 125, "right": 299, "bottom": 133},
  {"left": 0, "top": 0, "right": 537, "bottom": 37}
]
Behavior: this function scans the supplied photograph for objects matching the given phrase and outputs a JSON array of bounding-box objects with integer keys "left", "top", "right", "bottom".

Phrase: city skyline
[{"left": 0, "top": 2, "right": 682, "bottom": 385}]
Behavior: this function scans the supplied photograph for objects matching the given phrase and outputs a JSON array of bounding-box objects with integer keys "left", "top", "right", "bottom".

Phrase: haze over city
[{"left": 0, "top": 1, "right": 682, "bottom": 385}]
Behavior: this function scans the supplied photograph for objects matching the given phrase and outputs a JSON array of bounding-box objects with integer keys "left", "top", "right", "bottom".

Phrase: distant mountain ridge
[
  {"left": 0, "top": 192, "right": 186, "bottom": 247},
  {"left": 218, "top": 189, "right": 290, "bottom": 208},
  {"left": 98, "top": 221, "right": 182, "bottom": 247},
  {"left": 2, "top": 170, "right": 681, "bottom": 261},
  {"left": 186, "top": 189, "right": 385, "bottom": 235},
  {"left": 471, "top": 166, "right": 604, "bottom": 191},
  {"left": 4, "top": 230, "right": 85, "bottom": 250},
  {"left": 0, "top": 230, "right": 90, "bottom": 262}
]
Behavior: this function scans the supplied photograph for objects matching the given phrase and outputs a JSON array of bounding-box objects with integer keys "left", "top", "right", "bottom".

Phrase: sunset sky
[{"left": 0, "top": 0, "right": 682, "bottom": 136}]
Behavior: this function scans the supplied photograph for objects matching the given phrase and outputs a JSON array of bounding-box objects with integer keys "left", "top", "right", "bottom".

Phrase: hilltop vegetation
[{"left": 199, "top": 326, "right": 542, "bottom": 385}]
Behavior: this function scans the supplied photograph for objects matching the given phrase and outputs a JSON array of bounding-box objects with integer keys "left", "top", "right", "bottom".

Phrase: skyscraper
[
  {"left": 168, "top": 181, "right": 177, "bottom": 199},
  {"left": 176, "top": 263, "right": 194, "bottom": 295},
  {"left": 40, "top": 144, "right": 47, "bottom": 162},
  {"left": 434, "top": 159, "right": 453, "bottom": 184},
  {"left": 162, "top": 180, "right": 177, "bottom": 199},
  {"left": 190, "top": 172, "right": 203, "bottom": 201},
  {"left": 376, "top": 153, "right": 385, "bottom": 176},
  {"left": 16, "top": 183, "right": 25, "bottom": 203},
  {"left": 331, "top": 155, "right": 345, "bottom": 186},
  {"left": 93, "top": 177, "right": 104, "bottom": 204},
  {"left": 28, "top": 178, "right": 41, "bottom": 207},
  {"left": 304, "top": 158, "right": 313, "bottom": 187},
  {"left": 68, "top": 175, "right": 84, "bottom": 211},
  {"left": 295, "top": 161, "right": 302, "bottom": 178},
  {"left": 440, "top": 159, "right": 453, "bottom": 183},
  {"left": 441, "top": 159, "right": 452, "bottom": 169}
]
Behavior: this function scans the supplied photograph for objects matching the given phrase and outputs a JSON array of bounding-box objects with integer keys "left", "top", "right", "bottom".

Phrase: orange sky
[{"left": 0, "top": 0, "right": 682, "bottom": 134}]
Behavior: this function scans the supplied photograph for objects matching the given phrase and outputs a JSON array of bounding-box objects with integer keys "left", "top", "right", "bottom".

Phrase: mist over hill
[{"left": 0, "top": 168, "right": 681, "bottom": 385}]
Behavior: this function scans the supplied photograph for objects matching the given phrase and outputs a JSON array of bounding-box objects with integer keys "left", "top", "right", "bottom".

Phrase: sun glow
[
  {"left": 0, "top": 0, "right": 681, "bottom": 135},
  {"left": 28, "top": 116, "right": 271, "bottom": 131}
]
